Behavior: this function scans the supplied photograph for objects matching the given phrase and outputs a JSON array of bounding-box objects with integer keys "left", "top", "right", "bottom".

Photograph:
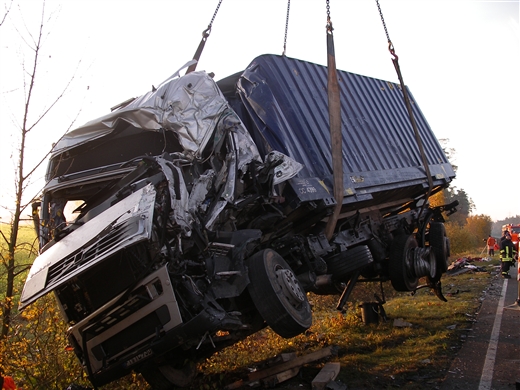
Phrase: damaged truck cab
[{"left": 21, "top": 55, "right": 457, "bottom": 389}]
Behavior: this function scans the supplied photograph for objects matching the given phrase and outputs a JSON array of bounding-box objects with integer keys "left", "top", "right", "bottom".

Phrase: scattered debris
[
  {"left": 312, "top": 362, "right": 341, "bottom": 390},
  {"left": 225, "top": 346, "right": 337, "bottom": 389},
  {"left": 393, "top": 318, "right": 413, "bottom": 327},
  {"left": 446, "top": 324, "right": 457, "bottom": 330},
  {"left": 325, "top": 380, "right": 348, "bottom": 390},
  {"left": 447, "top": 257, "right": 488, "bottom": 275},
  {"left": 262, "top": 367, "right": 300, "bottom": 388}
]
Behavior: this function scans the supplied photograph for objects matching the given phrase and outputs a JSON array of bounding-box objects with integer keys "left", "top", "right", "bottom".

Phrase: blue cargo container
[{"left": 218, "top": 54, "right": 455, "bottom": 215}]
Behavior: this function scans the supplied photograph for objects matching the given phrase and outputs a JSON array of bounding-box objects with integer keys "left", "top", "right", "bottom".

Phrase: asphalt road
[{"left": 440, "top": 264, "right": 520, "bottom": 390}]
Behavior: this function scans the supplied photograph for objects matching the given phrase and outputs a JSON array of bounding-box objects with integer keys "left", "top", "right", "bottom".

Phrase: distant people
[
  {"left": 499, "top": 232, "right": 517, "bottom": 278},
  {"left": 486, "top": 235, "right": 496, "bottom": 256}
]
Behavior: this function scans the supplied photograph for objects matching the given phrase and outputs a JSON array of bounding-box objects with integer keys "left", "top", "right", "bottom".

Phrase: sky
[{"left": 0, "top": 0, "right": 519, "bottom": 223}]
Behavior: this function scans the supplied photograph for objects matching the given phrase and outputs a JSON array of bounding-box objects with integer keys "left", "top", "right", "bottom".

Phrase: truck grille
[{"left": 47, "top": 217, "right": 142, "bottom": 288}]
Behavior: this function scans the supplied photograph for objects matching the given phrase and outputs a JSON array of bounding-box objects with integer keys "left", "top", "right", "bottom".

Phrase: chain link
[
  {"left": 283, "top": 0, "right": 290, "bottom": 56},
  {"left": 204, "top": 0, "right": 223, "bottom": 36},
  {"left": 326, "top": 0, "right": 333, "bottom": 32},
  {"left": 375, "top": 0, "right": 391, "bottom": 44}
]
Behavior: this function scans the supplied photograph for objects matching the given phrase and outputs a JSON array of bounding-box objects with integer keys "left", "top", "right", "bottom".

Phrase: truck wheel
[
  {"left": 326, "top": 245, "right": 374, "bottom": 281},
  {"left": 247, "top": 249, "right": 312, "bottom": 338},
  {"left": 429, "top": 222, "right": 449, "bottom": 278},
  {"left": 389, "top": 234, "right": 419, "bottom": 291}
]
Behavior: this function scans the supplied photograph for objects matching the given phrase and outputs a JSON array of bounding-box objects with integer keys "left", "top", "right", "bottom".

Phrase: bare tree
[
  {"left": 0, "top": 0, "right": 81, "bottom": 339},
  {"left": 0, "top": 0, "right": 12, "bottom": 26}
]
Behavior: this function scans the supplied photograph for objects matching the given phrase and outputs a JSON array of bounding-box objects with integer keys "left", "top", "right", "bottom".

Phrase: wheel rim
[
  {"left": 247, "top": 249, "right": 312, "bottom": 338},
  {"left": 276, "top": 267, "right": 306, "bottom": 306}
]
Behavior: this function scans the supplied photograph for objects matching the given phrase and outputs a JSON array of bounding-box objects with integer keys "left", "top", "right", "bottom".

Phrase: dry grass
[
  {"left": 198, "top": 255, "right": 498, "bottom": 389},
  {"left": 1, "top": 223, "right": 499, "bottom": 389}
]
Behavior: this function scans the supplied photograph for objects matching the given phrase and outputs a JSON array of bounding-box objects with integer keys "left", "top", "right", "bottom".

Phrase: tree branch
[
  {"left": 14, "top": 264, "right": 32, "bottom": 278},
  {"left": 26, "top": 59, "right": 83, "bottom": 134},
  {"left": 0, "top": 0, "right": 13, "bottom": 26},
  {"left": 0, "top": 227, "right": 9, "bottom": 246}
]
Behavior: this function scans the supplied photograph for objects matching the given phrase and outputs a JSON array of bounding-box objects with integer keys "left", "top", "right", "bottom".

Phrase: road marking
[{"left": 478, "top": 278, "right": 508, "bottom": 390}]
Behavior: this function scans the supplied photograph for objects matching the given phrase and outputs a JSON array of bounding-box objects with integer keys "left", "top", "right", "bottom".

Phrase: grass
[
  {"left": 0, "top": 223, "right": 500, "bottom": 389},
  {"left": 197, "top": 255, "right": 499, "bottom": 389},
  {"left": 0, "top": 224, "right": 38, "bottom": 305}
]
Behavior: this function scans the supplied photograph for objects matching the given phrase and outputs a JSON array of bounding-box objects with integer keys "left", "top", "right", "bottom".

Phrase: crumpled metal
[
  {"left": 51, "top": 71, "right": 232, "bottom": 160},
  {"left": 49, "top": 65, "right": 303, "bottom": 234}
]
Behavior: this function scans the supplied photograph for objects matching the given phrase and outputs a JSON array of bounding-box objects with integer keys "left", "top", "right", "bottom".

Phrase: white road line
[{"left": 478, "top": 278, "right": 508, "bottom": 390}]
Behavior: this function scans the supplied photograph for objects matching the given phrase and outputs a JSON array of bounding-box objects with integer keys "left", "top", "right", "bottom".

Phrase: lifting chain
[
  {"left": 375, "top": 0, "right": 395, "bottom": 57},
  {"left": 282, "top": 0, "right": 290, "bottom": 56},
  {"left": 186, "top": 0, "right": 223, "bottom": 74},
  {"left": 204, "top": 0, "right": 223, "bottom": 38},
  {"left": 326, "top": 0, "right": 333, "bottom": 34},
  {"left": 374, "top": 0, "right": 433, "bottom": 213}
]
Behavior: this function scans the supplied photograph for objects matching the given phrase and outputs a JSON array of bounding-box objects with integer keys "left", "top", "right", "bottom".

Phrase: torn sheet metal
[
  {"left": 51, "top": 71, "right": 231, "bottom": 159},
  {"left": 155, "top": 157, "right": 192, "bottom": 234}
]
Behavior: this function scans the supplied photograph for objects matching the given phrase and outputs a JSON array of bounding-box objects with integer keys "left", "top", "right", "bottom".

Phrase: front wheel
[{"left": 247, "top": 249, "right": 312, "bottom": 338}]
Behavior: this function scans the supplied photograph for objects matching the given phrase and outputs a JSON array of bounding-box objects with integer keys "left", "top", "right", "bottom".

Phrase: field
[{"left": 0, "top": 224, "right": 38, "bottom": 303}]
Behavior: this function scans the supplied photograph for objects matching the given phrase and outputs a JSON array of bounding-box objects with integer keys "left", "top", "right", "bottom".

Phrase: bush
[
  {"left": 0, "top": 295, "right": 88, "bottom": 389},
  {"left": 445, "top": 222, "right": 478, "bottom": 255}
]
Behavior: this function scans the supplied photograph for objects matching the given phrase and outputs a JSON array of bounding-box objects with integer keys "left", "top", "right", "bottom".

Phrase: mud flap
[{"left": 426, "top": 276, "right": 448, "bottom": 302}]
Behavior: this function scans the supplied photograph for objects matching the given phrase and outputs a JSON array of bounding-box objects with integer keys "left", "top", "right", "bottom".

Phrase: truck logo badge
[{"left": 125, "top": 348, "right": 153, "bottom": 367}]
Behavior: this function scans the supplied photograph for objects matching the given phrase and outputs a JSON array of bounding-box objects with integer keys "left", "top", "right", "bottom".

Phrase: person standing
[
  {"left": 486, "top": 235, "right": 496, "bottom": 256},
  {"left": 499, "top": 232, "right": 517, "bottom": 278}
]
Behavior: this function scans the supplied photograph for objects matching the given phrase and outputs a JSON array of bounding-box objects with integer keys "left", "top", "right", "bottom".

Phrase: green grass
[{"left": 0, "top": 224, "right": 37, "bottom": 305}]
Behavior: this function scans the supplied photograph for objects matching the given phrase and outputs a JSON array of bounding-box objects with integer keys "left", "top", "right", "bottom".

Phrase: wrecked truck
[{"left": 20, "top": 54, "right": 457, "bottom": 389}]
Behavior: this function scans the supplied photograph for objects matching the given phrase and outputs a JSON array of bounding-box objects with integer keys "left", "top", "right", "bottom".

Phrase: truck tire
[
  {"left": 326, "top": 245, "right": 374, "bottom": 281},
  {"left": 389, "top": 234, "right": 419, "bottom": 291},
  {"left": 247, "top": 249, "right": 312, "bottom": 338},
  {"left": 429, "top": 222, "right": 449, "bottom": 277}
]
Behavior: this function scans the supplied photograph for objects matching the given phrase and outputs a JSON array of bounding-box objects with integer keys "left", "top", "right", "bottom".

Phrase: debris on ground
[
  {"left": 446, "top": 324, "right": 457, "bottom": 330},
  {"left": 393, "top": 318, "right": 413, "bottom": 327},
  {"left": 324, "top": 380, "right": 348, "bottom": 390},
  {"left": 447, "top": 257, "right": 489, "bottom": 275},
  {"left": 224, "top": 346, "right": 338, "bottom": 389},
  {"left": 311, "top": 362, "right": 340, "bottom": 390}
]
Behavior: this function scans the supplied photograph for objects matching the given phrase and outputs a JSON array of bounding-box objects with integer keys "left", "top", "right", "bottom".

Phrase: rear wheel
[
  {"left": 247, "top": 249, "right": 312, "bottom": 338},
  {"left": 389, "top": 234, "right": 419, "bottom": 291},
  {"left": 429, "top": 222, "right": 449, "bottom": 279}
]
